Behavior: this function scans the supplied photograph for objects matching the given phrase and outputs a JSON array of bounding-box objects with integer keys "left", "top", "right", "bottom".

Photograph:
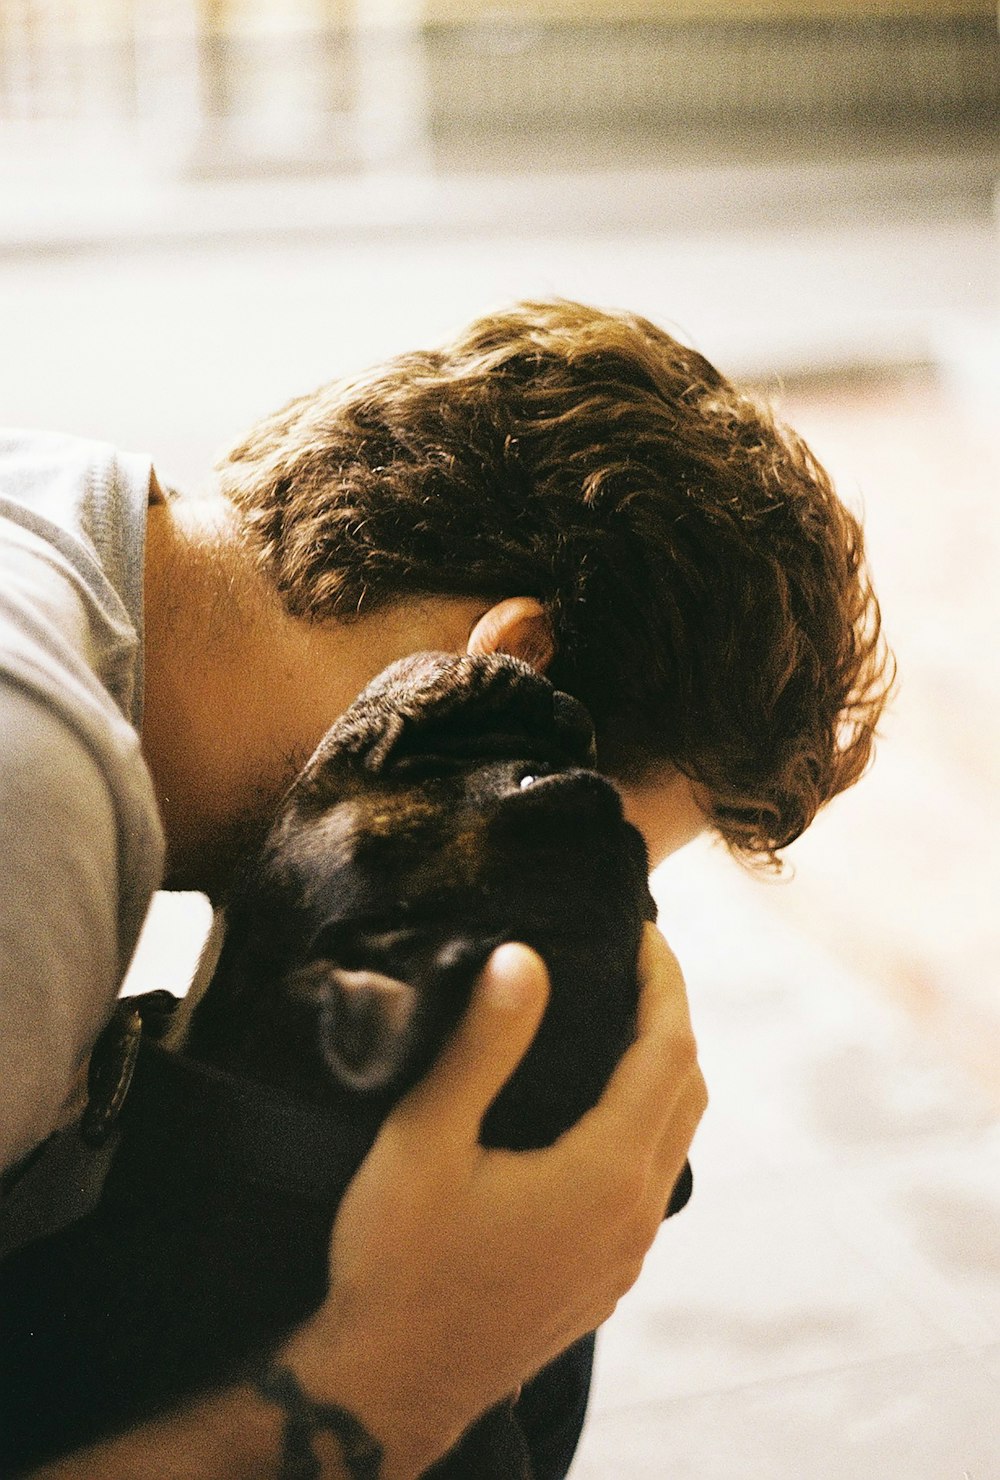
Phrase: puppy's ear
[
  {"left": 283, "top": 960, "right": 420, "bottom": 1092},
  {"left": 298, "top": 651, "right": 597, "bottom": 788}
]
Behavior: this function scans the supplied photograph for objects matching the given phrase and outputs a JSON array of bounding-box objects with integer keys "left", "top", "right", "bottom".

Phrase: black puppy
[{"left": 1, "top": 652, "right": 683, "bottom": 1477}]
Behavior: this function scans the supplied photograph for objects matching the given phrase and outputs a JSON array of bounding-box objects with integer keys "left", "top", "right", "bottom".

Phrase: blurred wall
[{"left": 2, "top": 2, "right": 998, "bottom": 173}]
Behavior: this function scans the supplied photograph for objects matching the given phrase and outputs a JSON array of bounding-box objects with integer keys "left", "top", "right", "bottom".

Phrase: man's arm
[{"left": 28, "top": 929, "right": 705, "bottom": 1480}]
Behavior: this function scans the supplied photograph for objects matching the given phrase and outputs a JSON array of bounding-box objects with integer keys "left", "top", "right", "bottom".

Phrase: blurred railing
[
  {"left": 428, "top": 8, "right": 999, "bottom": 153},
  {"left": 1, "top": 1, "right": 997, "bottom": 180}
]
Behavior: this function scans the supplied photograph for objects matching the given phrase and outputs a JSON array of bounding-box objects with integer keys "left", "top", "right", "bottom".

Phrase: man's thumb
[{"left": 400, "top": 943, "right": 550, "bottom": 1141}]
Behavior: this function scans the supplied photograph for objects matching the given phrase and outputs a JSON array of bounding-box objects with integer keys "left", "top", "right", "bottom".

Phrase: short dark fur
[{"left": 1, "top": 653, "right": 662, "bottom": 1477}]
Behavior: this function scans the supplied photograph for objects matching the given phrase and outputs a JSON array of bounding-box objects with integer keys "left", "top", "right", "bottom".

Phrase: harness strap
[{"left": 119, "top": 1036, "right": 372, "bottom": 1207}]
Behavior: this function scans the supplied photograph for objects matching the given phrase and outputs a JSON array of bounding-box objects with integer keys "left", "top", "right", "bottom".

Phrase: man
[{"left": 1, "top": 299, "right": 889, "bottom": 1478}]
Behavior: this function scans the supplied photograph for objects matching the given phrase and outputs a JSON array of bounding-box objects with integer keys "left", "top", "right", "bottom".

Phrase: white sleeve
[{"left": 1, "top": 683, "right": 122, "bottom": 1174}]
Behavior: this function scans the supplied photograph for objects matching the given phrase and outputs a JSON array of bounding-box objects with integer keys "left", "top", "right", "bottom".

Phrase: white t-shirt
[{"left": 0, "top": 431, "right": 165, "bottom": 1177}]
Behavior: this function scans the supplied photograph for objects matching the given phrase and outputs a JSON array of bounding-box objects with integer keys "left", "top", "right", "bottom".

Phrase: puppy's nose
[
  {"left": 506, "top": 766, "right": 624, "bottom": 820},
  {"left": 552, "top": 689, "right": 598, "bottom": 765}
]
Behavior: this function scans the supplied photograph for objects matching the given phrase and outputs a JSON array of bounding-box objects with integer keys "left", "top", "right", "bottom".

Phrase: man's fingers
[
  {"left": 396, "top": 943, "right": 550, "bottom": 1145},
  {"left": 635, "top": 922, "right": 695, "bottom": 1043},
  {"left": 585, "top": 923, "right": 706, "bottom": 1152}
]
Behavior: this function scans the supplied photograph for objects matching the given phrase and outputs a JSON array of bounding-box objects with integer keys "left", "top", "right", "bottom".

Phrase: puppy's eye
[{"left": 514, "top": 763, "right": 553, "bottom": 790}]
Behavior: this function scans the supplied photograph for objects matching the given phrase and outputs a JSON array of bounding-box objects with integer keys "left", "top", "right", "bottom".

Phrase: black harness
[
  {"left": 117, "top": 1020, "right": 371, "bottom": 1208},
  {"left": 0, "top": 990, "right": 371, "bottom": 1265}
]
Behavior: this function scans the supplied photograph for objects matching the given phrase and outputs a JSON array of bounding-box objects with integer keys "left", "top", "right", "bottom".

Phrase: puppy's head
[
  {"left": 189, "top": 653, "right": 653, "bottom": 1143},
  {"left": 295, "top": 649, "right": 599, "bottom": 786}
]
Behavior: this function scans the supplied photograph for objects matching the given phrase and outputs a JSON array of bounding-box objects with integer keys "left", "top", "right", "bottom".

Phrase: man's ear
[{"left": 466, "top": 597, "right": 554, "bottom": 674}]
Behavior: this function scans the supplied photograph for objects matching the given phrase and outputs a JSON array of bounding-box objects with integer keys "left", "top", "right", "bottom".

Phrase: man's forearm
[
  {"left": 27, "top": 1379, "right": 397, "bottom": 1480},
  {"left": 25, "top": 1316, "right": 451, "bottom": 1480}
]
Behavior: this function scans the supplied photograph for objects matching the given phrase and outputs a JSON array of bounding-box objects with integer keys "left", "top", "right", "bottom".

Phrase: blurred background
[{"left": 2, "top": 2, "right": 998, "bottom": 1475}]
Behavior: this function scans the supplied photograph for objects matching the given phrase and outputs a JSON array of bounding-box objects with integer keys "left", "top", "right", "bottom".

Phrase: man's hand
[{"left": 287, "top": 922, "right": 707, "bottom": 1479}]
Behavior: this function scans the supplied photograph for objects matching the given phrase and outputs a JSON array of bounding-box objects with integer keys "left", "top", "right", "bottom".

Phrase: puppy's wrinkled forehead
[{"left": 293, "top": 652, "right": 597, "bottom": 809}]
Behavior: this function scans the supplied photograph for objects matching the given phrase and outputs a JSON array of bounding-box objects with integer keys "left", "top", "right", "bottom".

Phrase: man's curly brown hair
[{"left": 216, "top": 299, "right": 892, "bottom": 866}]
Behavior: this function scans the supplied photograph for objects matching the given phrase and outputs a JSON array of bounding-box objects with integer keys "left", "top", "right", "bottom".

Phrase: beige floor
[{"left": 572, "top": 837, "right": 999, "bottom": 1478}]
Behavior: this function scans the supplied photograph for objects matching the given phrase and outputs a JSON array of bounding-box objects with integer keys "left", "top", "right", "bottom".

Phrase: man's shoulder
[
  {"left": 0, "top": 427, "right": 149, "bottom": 536},
  {"left": 0, "top": 427, "right": 154, "bottom": 730}
]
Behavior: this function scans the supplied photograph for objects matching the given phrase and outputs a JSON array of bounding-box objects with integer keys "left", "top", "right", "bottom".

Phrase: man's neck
[
  {"left": 141, "top": 490, "right": 488, "bottom": 896},
  {"left": 142, "top": 491, "right": 295, "bottom": 893}
]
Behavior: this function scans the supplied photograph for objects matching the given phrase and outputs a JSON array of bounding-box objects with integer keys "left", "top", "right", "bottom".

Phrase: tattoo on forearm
[{"left": 254, "top": 1363, "right": 384, "bottom": 1480}]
